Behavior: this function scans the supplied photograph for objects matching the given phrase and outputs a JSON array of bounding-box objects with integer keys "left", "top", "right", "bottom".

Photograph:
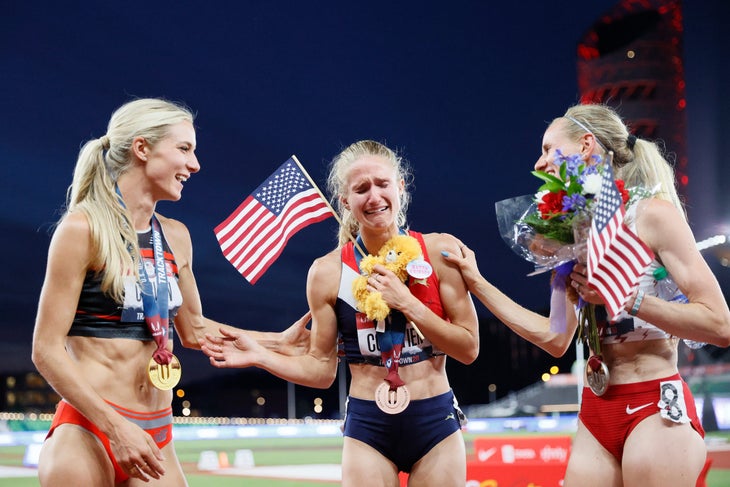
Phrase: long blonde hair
[
  {"left": 326, "top": 140, "right": 413, "bottom": 247},
  {"left": 558, "top": 104, "right": 684, "bottom": 219},
  {"left": 64, "top": 98, "right": 194, "bottom": 302}
]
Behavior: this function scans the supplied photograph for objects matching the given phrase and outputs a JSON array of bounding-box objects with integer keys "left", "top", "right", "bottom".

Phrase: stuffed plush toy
[
  {"left": 353, "top": 234, "right": 429, "bottom": 392},
  {"left": 352, "top": 234, "right": 424, "bottom": 322}
]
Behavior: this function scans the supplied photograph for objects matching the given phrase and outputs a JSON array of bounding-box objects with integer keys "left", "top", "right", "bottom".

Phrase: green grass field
[{"left": 1, "top": 432, "right": 729, "bottom": 486}]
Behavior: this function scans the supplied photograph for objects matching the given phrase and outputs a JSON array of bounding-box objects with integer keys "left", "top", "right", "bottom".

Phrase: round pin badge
[{"left": 406, "top": 259, "right": 432, "bottom": 280}]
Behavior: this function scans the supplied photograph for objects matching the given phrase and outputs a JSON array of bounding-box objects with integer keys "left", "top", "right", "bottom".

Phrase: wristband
[{"left": 629, "top": 290, "right": 645, "bottom": 316}]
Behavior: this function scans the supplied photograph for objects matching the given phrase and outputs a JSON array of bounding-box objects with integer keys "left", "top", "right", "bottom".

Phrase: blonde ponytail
[{"left": 61, "top": 98, "right": 194, "bottom": 302}]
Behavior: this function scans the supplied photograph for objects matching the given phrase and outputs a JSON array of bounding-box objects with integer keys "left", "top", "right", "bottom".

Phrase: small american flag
[
  {"left": 215, "top": 157, "right": 333, "bottom": 284},
  {"left": 586, "top": 158, "right": 654, "bottom": 320}
]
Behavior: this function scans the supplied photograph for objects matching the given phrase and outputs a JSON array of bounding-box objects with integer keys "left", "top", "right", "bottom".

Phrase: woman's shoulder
[
  {"left": 310, "top": 247, "right": 341, "bottom": 274},
  {"left": 419, "top": 232, "right": 463, "bottom": 278},
  {"left": 155, "top": 213, "right": 192, "bottom": 262},
  {"left": 155, "top": 214, "right": 191, "bottom": 241},
  {"left": 54, "top": 211, "right": 93, "bottom": 245},
  {"left": 49, "top": 211, "right": 94, "bottom": 268},
  {"left": 155, "top": 213, "right": 188, "bottom": 232},
  {"left": 307, "top": 248, "right": 342, "bottom": 302},
  {"left": 59, "top": 210, "right": 91, "bottom": 232},
  {"left": 634, "top": 197, "right": 690, "bottom": 249},
  {"left": 420, "top": 231, "right": 462, "bottom": 254},
  {"left": 635, "top": 198, "right": 685, "bottom": 229},
  {"left": 636, "top": 196, "right": 679, "bottom": 213}
]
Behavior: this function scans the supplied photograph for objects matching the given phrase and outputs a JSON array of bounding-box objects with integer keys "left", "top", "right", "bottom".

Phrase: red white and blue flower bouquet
[
  {"left": 495, "top": 151, "right": 635, "bottom": 334},
  {"left": 496, "top": 150, "right": 631, "bottom": 274}
]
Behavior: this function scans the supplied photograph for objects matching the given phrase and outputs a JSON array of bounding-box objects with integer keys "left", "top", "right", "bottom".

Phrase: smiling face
[
  {"left": 534, "top": 118, "right": 584, "bottom": 176},
  {"left": 142, "top": 120, "right": 200, "bottom": 201},
  {"left": 342, "top": 154, "right": 404, "bottom": 234}
]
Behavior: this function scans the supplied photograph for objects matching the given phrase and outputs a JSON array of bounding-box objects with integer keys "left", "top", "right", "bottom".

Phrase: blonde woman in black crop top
[{"left": 32, "top": 98, "right": 309, "bottom": 486}]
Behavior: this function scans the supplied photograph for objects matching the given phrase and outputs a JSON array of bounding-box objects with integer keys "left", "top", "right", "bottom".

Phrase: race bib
[
  {"left": 355, "top": 312, "right": 431, "bottom": 364},
  {"left": 121, "top": 259, "right": 182, "bottom": 322},
  {"left": 657, "top": 379, "right": 690, "bottom": 424}
]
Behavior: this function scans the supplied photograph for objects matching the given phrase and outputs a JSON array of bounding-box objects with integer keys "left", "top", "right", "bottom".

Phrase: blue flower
[
  {"left": 561, "top": 152, "right": 584, "bottom": 178},
  {"left": 562, "top": 193, "right": 587, "bottom": 213},
  {"left": 577, "top": 162, "right": 600, "bottom": 187}
]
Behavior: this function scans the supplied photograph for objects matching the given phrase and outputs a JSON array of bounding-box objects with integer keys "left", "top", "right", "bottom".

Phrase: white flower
[
  {"left": 535, "top": 190, "right": 550, "bottom": 202},
  {"left": 582, "top": 174, "right": 602, "bottom": 195}
]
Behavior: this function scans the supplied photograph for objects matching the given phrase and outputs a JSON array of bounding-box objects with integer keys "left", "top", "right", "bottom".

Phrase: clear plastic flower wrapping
[{"left": 495, "top": 194, "right": 584, "bottom": 276}]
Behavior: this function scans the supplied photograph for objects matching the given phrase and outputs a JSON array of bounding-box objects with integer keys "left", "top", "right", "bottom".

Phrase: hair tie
[
  {"left": 99, "top": 135, "right": 110, "bottom": 150},
  {"left": 627, "top": 133, "right": 637, "bottom": 151}
]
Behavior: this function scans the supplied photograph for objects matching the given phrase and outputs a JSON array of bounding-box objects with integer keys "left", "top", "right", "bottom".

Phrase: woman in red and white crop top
[{"left": 444, "top": 103, "right": 730, "bottom": 487}]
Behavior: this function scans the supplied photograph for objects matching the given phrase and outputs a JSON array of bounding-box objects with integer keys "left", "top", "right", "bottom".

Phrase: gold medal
[
  {"left": 375, "top": 382, "right": 410, "bottom": 414},
  {"left": 585, "top": 355, "right": 609, "bottom": 396},
  {"left": 147, "top": 354, "right": 182, "bottom": 390}
]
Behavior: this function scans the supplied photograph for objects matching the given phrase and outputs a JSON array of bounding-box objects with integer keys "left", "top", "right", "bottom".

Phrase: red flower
[
  {"left": 615, "top": 179, "right": 629, "bottom": 204},
  {"left": 537, "top": 190, "right": 567, "bottom": 219}
]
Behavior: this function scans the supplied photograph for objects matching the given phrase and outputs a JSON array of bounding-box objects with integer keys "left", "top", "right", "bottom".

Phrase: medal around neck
[
  {"left": 585, "top": 355, "right": 609, "bottom": 396},
  {"left": 148, "top": 354, "right": 182, "bottom": 390},
  {"left": 375, "top": 382, "right": 410, "bottom": 414},
  {"left": 136, "top": 215, "right": 182, "bottom": 390}
]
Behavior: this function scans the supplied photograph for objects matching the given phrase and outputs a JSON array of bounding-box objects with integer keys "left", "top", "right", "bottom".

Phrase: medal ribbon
[
  {"left": 579, "top": 302, "right": 605, "bottom": 379},
  {"left": 115, "top": 186, "right": 172, "bottom": 365},
  {"left": 139, "top": 216, "right": 172, "bottom": 365},
  {"left": 355, "top": 233, "right": 407, "bottom": 391}
]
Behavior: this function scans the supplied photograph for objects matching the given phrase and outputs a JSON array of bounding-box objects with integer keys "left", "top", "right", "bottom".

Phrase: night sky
[{"left": 2, "top": 1, "right": 728, "bottom": 414}]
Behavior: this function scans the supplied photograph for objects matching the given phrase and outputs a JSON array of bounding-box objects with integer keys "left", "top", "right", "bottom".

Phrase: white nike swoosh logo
[
  {"left": 477, "top": 447, "right": 497, "bottom": 462},
  {"left": 626, "top": 402, "right": 654, "bottom": 415}
]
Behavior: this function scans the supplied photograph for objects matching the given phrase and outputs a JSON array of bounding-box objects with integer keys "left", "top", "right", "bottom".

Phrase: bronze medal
[
  {"left": 375, "top": 382, "right": 410, "bottom": 414},
  {"left": 585, "top": 355, "right": 609, "bottom": 396},
  {"left": 147, "top": 354, "right": 182, "bottom": 390}
]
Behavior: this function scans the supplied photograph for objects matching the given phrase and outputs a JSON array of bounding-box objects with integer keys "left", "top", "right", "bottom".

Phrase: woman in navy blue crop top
[
  {"left": 202, "top": 140, "right": 480, "bottom": 486},
  {"left": 32, "top": 98, "right": 310, "bottom": 486}
]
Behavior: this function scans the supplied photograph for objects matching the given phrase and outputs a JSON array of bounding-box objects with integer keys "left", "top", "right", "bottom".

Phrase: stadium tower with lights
[
  {"left": 576, "top": 0, "right": 688, "bottom": 199},
  {"left": 574, "top": 1, "right": 730, "bottom": 437}
]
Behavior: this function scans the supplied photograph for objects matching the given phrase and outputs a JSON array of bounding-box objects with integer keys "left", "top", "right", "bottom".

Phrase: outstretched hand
[
  {"left": 279, "top": 311, "right": 312, "bottom": 356},
  {"left": 440, "top": 242, "right": 482, "bottom": 292},
  {"left": 201, "top": 328, "right": 262, "bottom": 369}
]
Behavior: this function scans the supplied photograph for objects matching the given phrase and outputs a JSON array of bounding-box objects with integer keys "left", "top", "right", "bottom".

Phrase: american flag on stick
[
  {"left": 215, "top": 156, "right": 333, "bottom": 284},
  {"left": 586, "top": 155, "right": 654, "bottom": 320}
]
